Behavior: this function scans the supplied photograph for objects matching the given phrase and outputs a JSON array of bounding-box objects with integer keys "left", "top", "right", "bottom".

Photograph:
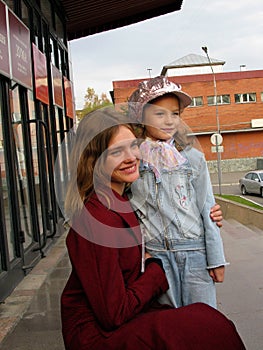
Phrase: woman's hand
[
  {"left": 145, "top": 252, "right": 152, "bottom": 260},
  {"left": 210, "top": 203, "right": 223, "bottom": 228}
]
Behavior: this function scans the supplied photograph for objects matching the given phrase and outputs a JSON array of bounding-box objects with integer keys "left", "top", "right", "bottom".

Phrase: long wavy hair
[{"left": 64, "top": 107, "right": 135, "bottom": 219}]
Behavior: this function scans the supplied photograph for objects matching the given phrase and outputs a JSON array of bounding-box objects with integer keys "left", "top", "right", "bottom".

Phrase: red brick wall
[
  {"left": 179, "top": 74, "right": 263, "bottom": 133},
  {"left": 197, "top": 132, "right": 263, "bottom": 161}
]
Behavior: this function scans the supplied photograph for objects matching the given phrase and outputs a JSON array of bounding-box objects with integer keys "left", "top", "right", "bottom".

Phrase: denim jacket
[{"left": 129, "top": 146, "right": 227, "bottom": 269}]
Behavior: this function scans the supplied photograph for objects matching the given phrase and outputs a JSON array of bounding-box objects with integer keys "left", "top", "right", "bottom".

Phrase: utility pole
[{"left": 202, "top": 46, "right": 222, "bottom": 195}]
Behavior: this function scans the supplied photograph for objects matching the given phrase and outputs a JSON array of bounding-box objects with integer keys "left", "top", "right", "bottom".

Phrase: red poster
[
  {"left": 8, "top": 9, "right": 32, "bottom": 89},
  {"left": 51, "top": 64, "right": 63, "bottom": 108},
  {"left": 63, "top": 76, "right": 74, "bottom": 119},
  {"left": 0, "top": 0, "right": 10, "bottom": 78},
  {"left": 32, "top": 44, "right": 49, "bottom": 105}
]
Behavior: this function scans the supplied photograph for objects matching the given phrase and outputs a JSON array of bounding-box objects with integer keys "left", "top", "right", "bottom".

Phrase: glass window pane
[
  {"left": 207, "top": 96, "right": 214, "bottom": 105},
  {"left": 195, "top": 96, "right": 203, "bottom": 106},
  {"left": 55, "top": 13, "right": 64, "bottom": 43},
  {"left": 50, "top": 38, "right": 56, "bottom": 65},
  {"left": 10, "top": 87, "right": 34, "bottom": 249},
  {"left": 4, "top": 0, "right": 14, "bottom": 11},
  {"left": 21, "top": 0, "right": 30, "bottom": 27},
  {"left": 243, "top": 94, "right": 248, "bottom": 102},
  {"left": 41, "top": 0, "right": 53, "bottom": 28},
  {"left": 235, "top": 94, "right": 241, "bottom": 103},
  {"left": 222, "top": 95, "right": 230, "bottom": 104},
  {"left": 0, "top": 87, "right": 14, "bottom": 262}
]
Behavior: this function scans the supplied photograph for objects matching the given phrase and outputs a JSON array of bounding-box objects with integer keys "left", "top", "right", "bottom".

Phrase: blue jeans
[{"left": 149, "top": 249, "right": 217, "bottom": 309}]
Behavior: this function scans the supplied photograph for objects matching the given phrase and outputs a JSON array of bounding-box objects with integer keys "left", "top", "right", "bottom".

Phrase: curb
[{"left": 215, "top": 196, "right": 263, "bottom": 231}]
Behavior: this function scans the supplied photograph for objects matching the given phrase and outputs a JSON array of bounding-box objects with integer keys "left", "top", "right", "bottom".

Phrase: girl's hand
[
  {"left": 209, "top": 266, "right": 225, "bottom": 283},
  {"left": 210, "top": 203, "right": 223, "bottom": 228}
]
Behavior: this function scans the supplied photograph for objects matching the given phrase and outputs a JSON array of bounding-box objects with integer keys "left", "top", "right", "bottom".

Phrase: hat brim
[{"left": 155, "top": 90, "right": 192, "bottom": 110}]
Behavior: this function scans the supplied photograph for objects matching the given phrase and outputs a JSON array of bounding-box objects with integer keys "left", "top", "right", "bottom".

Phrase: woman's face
[
  {"left": 104, "top": 125, "right": 140, "bottom": 194},
  {"left": 143, "top": 94, "right": 180, "bottom": 141}
]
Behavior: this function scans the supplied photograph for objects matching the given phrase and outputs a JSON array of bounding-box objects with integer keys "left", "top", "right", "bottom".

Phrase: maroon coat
[{"left": 61, "top": 190, "right": 245, "bottom": 350}]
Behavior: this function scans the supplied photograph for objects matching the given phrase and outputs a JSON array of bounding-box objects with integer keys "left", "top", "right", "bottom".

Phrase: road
[{"left": 210, "top": 171, "right": 263, "bottom": 206}]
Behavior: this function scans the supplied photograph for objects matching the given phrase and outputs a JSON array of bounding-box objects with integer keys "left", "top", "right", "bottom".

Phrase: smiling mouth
[
  {"left": 120, "top": 164, "right": 137, "bottom": 174},
  {"left": 161, "top": 129, "right": 174, "bottom": 134}
]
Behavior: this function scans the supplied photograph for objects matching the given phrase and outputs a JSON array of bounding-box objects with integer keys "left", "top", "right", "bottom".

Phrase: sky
[{"left": 69, "top": 0, "right": 263, "bottom": 110}]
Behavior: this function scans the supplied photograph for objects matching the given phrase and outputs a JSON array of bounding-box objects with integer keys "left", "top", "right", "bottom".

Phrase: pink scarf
[{"left": 139, "top": 138, "right": 187, "bottom": 182}]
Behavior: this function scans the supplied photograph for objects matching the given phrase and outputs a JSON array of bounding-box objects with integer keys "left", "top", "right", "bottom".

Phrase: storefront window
[
  {"left": 40, "top": 0, "right": 53, "bottom": 28},
  {"left": 21, "top": 0, "right": 30, "bottom": 27},
  {"left": 50, "top": 37, "right": 56, "bottom": 66},
  {"left": 4, "top": 0, "right": 14, "bottom": 11},
  {"left": 0, "top": 88, "right": 14, "bottom": 261},
  {"left": 10, "top": 87, "right": 34, "bottom": 250},
  {"left": 55, "top": 13, "right": 64, "bottom": 43}
]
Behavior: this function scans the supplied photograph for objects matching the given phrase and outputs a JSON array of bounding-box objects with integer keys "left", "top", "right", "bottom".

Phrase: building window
[
  {"left": 4, "top": 0, "right": 14, "bottom": 11},
  {"left": 234, "top": 93, "right": 256, "bottom": 103},
  {"left": 21, "top": 0, "right": 30, "bottom": 27},
  {"left": 41, "top": 0, "right": 53, "bottom": 29},
  {"left": 55, "top": 13, "right": 65, "bottom": 43},
  {"left": 189, "top": 96, "right": 203, "bottom": 107},
  {"left": 207, "top": 94, "right": 230, "bottom": 106},
  {"left": 261, "top": 92, "right": 263, "bottom": 102}
]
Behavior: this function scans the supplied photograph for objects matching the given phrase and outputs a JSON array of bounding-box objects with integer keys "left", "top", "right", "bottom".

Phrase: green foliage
[{"left": 76, "top": 87, "right": 113, "bottom": 120}]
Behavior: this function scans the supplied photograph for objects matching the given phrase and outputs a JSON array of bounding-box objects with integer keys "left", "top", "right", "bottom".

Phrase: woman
[{"left": 61, "top": 107, "right": 245, "bottom": 350}]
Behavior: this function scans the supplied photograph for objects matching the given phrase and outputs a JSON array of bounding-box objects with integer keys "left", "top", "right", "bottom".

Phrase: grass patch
[{"left": 215, "top": 194, "right": 263, "bottom": 211}]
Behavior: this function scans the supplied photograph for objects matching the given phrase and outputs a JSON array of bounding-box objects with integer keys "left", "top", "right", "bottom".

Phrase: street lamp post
[
  {"left": 201, "top": 46, "right": 222, "bottom": 195},
  {"left": 147, "top": 68, "right": 152, "bottom": 78}
]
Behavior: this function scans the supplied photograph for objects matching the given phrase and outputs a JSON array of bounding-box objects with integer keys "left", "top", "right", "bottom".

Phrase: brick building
[{"left": 112, "top": 54, "right": 263, "bottom": 172}]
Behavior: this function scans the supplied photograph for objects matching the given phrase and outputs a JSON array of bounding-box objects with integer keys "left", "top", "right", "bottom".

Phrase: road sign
[
  {"left": 211, "top": 146, "right": 224, "bottom": 153},
  {"left": 210, "top": 133, "right": 223, "bottom": 146}
]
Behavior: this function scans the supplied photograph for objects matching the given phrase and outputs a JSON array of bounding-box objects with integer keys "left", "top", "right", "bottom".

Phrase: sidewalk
[
  {"left": 217, "top": 219, "right": 263, "bottom": 349},
  {"left": 0, "top": 231, "right": 69, "bottom": 350},
  {"left": 0, "top": 219, "right": 262, "bottom": 349}
]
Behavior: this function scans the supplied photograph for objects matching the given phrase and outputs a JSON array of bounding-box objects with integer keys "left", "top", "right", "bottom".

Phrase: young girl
[
  {"left": 60, "top": 107, "right": 245, "bottom": 350},
  {"left": 128, "top": 76, "right": 228, "bottom": 309}
]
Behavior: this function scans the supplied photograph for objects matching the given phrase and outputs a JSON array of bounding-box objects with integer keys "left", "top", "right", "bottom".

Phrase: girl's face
[
  {"left": 143, "top": 94, "right": 180, "bottom": 141},
  {"left": 104, "top": 125, "right": 140, "bottom": 195}
]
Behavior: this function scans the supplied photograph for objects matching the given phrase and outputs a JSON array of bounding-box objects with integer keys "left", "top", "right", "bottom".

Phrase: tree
[{"left": 77, "top": 87, "right": 112, "bottom": 120}]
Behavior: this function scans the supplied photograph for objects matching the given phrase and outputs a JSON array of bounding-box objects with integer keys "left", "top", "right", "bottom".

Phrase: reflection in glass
[
  {"left": 0, "top": 88, "right": 14, "bottom": 261},
  {"left": 27, "top": 90, "right": 44, "bottom": 237},
  {"left": 10, "top": 87, "right": 33, "bottom": 249}
]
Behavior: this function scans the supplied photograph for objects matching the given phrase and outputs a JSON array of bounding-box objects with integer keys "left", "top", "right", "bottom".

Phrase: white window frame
[
  {"left": 189, "top": 96, "right": 203, "bottom": 107},
  {"left": 207, "top": 94, "right": 230, "bottom": 106},
  {"left": 234, "top": 93, "right": 256, "bottom": 104}
]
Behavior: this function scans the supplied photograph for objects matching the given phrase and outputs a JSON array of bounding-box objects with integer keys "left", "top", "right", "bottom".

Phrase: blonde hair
[{"left": 64, "top": 107, "right": 135, "bottom": 219}]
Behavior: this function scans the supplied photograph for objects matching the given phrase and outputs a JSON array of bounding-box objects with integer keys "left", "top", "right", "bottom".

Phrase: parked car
[{"left": 239, "top": 170, "right": 263, "bottom": 197}]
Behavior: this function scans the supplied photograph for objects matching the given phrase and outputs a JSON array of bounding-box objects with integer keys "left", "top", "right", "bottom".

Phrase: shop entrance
[{"left": 0, "top": 80, "right": 59, "bottom": 301}]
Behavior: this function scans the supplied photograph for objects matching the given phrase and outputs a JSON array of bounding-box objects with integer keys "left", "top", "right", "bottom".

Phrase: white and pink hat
[{"left": 128, "top": 75, "right": 192, "bottom": 122}]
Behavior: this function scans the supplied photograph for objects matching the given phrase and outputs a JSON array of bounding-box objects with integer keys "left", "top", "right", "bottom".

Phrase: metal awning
[{"left": 60, "top": 0, "right": 183, "bottom": 40}]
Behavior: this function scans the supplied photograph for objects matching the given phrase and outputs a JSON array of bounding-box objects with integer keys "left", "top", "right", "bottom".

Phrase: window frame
[
  {"left": 207, "top": 94, "right": 231, "bottom": 106},
  {"left": 234, "top": 92, "right": 256, "bottom": 104},
  {"left": 189, "top": 96, "right": 203, "bottom": 107}
]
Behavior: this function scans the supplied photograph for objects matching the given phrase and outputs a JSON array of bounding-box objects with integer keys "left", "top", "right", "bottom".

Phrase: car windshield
[{"left": 259, "top": 173, "right": 263, "bottom": 181}]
